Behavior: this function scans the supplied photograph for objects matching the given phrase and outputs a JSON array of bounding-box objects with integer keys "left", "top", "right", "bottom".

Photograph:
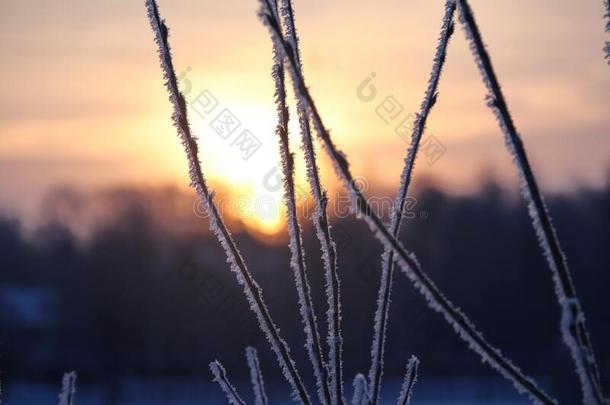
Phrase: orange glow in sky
[{"left": 1, "top": 0, "right": 609, "bottom": 236}]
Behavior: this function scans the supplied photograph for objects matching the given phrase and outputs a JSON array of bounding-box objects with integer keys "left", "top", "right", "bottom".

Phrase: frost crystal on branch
[
  {"left": 246, "top": 347, "right": 269, "bottom": 405},
  {"left": 276, "top": 0, "right": 344, "bottom": 403},
  {"left": 457, "top": 0, "right": 606, "bottom": 403},
  {"left": 604, "top": 0, "right": 610, "bottom": 65},
  {"left": 351, "top": 374, "right": 369, "bottom": 405},
  {"left": 210, "top": 361, "right": 247, "bottom": 405},
  {"left": 145, "top": 1, "right": 311, "bottom": 403},
  {"left": 268, "top": 0, "right": 332, "bottom": 402},
  {"left": 397, "top": 357, "right": 419, "bottom": 405},
  {"left": 368, "top": 2, "right": 455, "bottom": 404},
  {"left": 58, "top": 371, "right": 77, "bottom": 405}
]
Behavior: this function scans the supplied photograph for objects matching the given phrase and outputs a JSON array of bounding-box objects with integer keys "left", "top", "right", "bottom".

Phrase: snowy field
[{"left": 4, "top": 377, "right": 533, "bottom": 404}]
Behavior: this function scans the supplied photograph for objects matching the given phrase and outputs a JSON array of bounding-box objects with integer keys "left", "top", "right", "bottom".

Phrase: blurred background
[{"left": 0, "top": 0, "right": 609, "bottom": 403}]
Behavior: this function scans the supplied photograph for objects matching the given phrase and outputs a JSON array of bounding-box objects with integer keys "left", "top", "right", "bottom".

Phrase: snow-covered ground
[{"left": 4, "top": 376, "right": 533, "bottom": 404}]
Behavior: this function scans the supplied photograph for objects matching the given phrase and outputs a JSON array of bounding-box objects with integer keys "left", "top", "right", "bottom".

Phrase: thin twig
[
  {"left": 397, "top": 357, "right": 419, "bottom": 405},
  {"left": 368, "top": 2, "right": 455, "bottom": 404},
  {"left": 604, "top": 0, "right": 610, "bottom": 65},
  {"left": 258, "top": 2, "right": 556, "bottom": 403},
  {"left": 277, "top": 1, "right": 344, "bottom": 403},
  {"left": 145, "top": 1, "right": 311, "bottom": 403},
  {"left": 351, "top": 374, "right": 369, "bottom": 405},
  {"left": 246, "top": 347, "right": 269, "bottom": 405},
  {"left": 58, "top": 371, "right": 77, "bottom": 405},
  {"left": 210, "top": 360, "right": 247, "bottom": 405},
  {"left": 268, "top": 0, "right": 332, "bottom": 402},
  {"left": 456, "top": 1, "right": 606, "bottom": 403}
]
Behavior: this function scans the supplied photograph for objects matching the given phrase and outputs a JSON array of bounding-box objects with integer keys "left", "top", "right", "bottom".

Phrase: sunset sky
[{"left": 1, "top": 0, "right": 609, "bottom": 233}]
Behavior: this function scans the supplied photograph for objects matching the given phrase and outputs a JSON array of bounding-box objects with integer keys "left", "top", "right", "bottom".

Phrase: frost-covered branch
[
  {"left": 397, "top": 357, "right": 419, "bottom": 405},
  {"left": 258, "top": 2, "right": 556, "bottom": 403},
  {"left": 604, "top": 0, "right": 610, "bottom": 65},
  {"left": 457, "top": 1, "right": 606, "bottom": 403},
  {"left": 351, "top": 374, "right": 369, "bottom": 405},
  {"left": 145, "top": 1, "right": 311, "bottom": 403},
  {"left": 277, "top": 1, "right": 344, "bottom": 403},
  {"left": 210, "top": 361, "right": 247, "bottom": 405},
  {"left": 268, "top": 0, "right": 331, "bottom": 402},
  {"left": 58, "top": 371, "right": 77, "bottom": 405},
  {"left": 246, "top": 347, "right": 269, "bottom": 405},
  {"left": 368, "top": 3, "right": 455, "bottom": 404}
]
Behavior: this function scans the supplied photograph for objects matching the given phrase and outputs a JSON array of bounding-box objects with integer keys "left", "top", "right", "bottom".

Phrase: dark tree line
[{"left": 0, "top": 183, "right": 608, "bottom": 403}]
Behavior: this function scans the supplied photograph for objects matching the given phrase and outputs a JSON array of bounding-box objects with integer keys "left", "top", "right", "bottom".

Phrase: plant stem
[
  {"left": 457, "top": 1, "right": 605, "bottom": 403},
  {"left": 278, "top": 1, "right": 344, "bottom": 403},
  {"left": 368, "top": 2, "right": 455, "bottom": 403},
  {"left": 146, "top": 1, "right": 312, "bottom": 403},
  {"left": 259, "top": 3, "right": 557, "bottom": 403},
  {"left": 269, "top": 0, "right": 332, "bottom": 401}
]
